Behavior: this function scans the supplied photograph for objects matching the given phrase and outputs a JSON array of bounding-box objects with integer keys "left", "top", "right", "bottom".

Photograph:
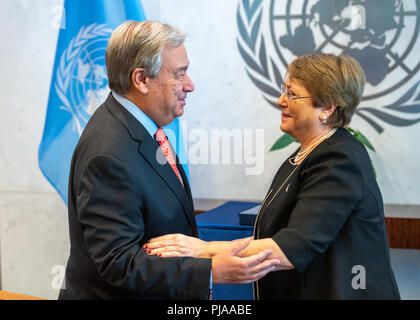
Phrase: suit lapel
[
  {"left": 104, "top": 93, "right": 196, "bottom": 230},
  {"left": 176, "top": 157, "right": 197, "bottom": 231},
  {"left": 177, "top": 160, "right": 192, "bottom": 203},
  {"left": 139, "top": 138, "right": 196, "bottom": 227}
]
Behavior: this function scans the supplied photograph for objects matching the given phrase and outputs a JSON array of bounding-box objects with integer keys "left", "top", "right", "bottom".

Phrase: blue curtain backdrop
[{"left": 38, "top": 0, "right": 189, "bottom": 204}]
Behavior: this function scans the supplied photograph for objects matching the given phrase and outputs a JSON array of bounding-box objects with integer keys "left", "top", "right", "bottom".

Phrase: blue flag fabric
[{"left": 39, "top": 0, "right": 189, "bottom": 205}]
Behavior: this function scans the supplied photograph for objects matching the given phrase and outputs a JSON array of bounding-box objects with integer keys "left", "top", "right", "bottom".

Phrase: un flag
[{"left": 39, "top": 1, "right": 187, "bottom": 205}]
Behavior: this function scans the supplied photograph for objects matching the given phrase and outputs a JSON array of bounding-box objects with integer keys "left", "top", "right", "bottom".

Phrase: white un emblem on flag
[{"left": 55, "top": 23, "right": 112, "bottom": 135}]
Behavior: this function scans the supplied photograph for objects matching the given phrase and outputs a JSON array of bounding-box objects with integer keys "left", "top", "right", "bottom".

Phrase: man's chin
[{"left": 175, "top": 106, "right": 185, "bottom": 118}]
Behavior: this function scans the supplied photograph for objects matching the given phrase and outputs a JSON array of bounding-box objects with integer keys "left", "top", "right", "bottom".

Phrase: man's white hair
[{"left": 106, "top": 20, "right": 186, "bottom": 95}]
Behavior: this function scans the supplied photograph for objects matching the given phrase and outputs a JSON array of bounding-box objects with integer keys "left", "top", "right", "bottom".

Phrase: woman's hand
[{"left": 143, "top": 234, "right": 209, "bottom": 258}]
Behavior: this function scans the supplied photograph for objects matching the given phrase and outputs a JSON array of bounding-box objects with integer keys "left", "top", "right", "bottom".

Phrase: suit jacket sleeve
[
  {"left": 76, "top": 153, "right": 211, "bottom": 299},
  {"left": 272, "top": 146, "right": 364, "bottom": 273}
]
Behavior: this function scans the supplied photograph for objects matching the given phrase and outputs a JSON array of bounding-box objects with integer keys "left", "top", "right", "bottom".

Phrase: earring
[{"left": 321, "top": 114, "right": 327, "bottom": 124}]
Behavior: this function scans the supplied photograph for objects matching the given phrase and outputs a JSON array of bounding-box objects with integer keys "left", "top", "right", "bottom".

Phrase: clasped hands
[{"left": 143, "top": 234, "right": 292, "bottom": 284}]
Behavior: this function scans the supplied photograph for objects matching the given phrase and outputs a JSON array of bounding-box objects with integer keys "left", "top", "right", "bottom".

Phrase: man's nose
[{"left": 184, "top": 74, "right": 194, "bottom": 92}]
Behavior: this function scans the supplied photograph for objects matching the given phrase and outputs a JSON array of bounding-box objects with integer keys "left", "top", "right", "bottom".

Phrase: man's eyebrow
[
  {"left": 178, "top": 65, "right": 189, "bottom": 72},
  {"left": 169, "top": 64, "right": 189, "bottom": 77}
]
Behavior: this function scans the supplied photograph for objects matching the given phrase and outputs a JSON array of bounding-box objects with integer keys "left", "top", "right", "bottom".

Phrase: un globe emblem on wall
[
  {"left": 237, "top": 0, "right": 420, "bottom": 133},
  {"left": 55, "top": 24, "right": 112, "bottom": 135}
]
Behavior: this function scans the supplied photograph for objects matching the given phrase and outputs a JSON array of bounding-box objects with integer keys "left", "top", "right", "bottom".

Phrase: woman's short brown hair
[{"left": 286, "top": 53, "right": 366, "bottom": 128}]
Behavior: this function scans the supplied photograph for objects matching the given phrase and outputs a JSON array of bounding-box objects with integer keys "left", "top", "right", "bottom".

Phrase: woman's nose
[{"left": 277, "top": 92, "right": 287, "bottom": 108}]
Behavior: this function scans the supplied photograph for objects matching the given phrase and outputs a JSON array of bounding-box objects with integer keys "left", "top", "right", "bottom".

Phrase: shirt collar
[{"left": 112, "top": 91, "right": 158, "bottom": 138}]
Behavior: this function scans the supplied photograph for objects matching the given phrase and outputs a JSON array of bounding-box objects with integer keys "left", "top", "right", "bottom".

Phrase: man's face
[{"left": 147, "top": 44, "right": 194, "bottom": 127}]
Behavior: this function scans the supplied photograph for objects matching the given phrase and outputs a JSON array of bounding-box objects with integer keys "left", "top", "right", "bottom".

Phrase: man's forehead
[{"left": 161, "top": 44, "right": 189, "bottom": 68}]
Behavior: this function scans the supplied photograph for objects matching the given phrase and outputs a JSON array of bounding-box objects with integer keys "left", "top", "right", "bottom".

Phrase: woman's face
[{"left": 277, "top": 77, "right": 324, "bottom": 142}]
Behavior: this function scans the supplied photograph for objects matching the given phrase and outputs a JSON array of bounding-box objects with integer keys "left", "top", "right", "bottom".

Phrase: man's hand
[{"left": 211, "top": 237, "right": 280, "bottom": 284}]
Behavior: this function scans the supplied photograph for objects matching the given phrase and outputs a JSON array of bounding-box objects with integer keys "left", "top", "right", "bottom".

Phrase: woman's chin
[{"left": 280, "top": 123, "right": 289, "bottom": 133}]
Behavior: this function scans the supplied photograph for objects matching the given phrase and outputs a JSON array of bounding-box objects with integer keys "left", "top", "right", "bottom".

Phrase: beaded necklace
[{"left": 289, "top": 128, "right": 337, "bottom": 165}]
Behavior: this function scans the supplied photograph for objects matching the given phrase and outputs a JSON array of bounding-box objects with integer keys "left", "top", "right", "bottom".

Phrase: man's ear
[{"left": 131, "top": 68, "right": 148, "bottom": 94}]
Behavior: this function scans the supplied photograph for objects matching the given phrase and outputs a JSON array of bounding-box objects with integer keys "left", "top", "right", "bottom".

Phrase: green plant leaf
[
  {"left": 371, "top": 160, "right": 377, "bottom": 179},
  {"left": 345, "top": 126, "right": 376, "bottom": 152},
  {"left": 355, "top": 130, "right": 376, "bottom": 152},
  {"left": 345, "top": 126, "right": 377, "bottom": 178},
  {"left": 270, "top": 133, "right": 297, "bottom": 151},
  {"left": 345, "top": 127, "right": 357, "bottom": 135}
]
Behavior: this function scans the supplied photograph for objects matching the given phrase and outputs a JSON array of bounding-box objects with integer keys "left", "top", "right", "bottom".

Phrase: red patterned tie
[{"left": 155, "top": 128, "right": 184, "bottom": 186}]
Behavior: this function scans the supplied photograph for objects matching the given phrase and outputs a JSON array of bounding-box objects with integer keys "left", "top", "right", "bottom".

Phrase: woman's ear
[
  {"left": 323, "top": 104, "right": 337, "bottom": 118},
  {"left": 131, "top": 68, "right": 148, "bottom": 94},
  {"left": 319, "top": 104, "right": 337, "bottom": 124}
]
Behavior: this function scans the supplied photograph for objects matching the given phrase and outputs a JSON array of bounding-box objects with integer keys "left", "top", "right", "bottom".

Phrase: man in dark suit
[{"left": 59, "top": 20, "right": 279, "bottom": 300}]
